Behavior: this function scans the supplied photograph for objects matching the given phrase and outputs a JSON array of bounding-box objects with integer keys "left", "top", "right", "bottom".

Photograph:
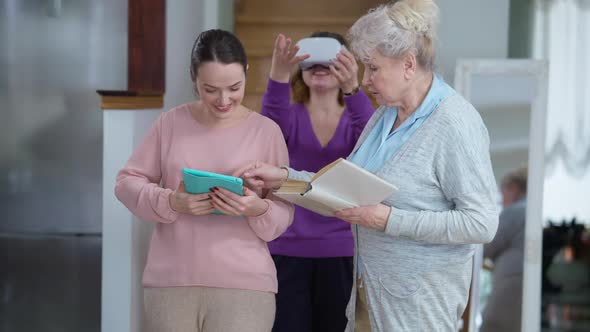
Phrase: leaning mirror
[{"left": 454, "top": 59, "right": 548, "bottom": 332}]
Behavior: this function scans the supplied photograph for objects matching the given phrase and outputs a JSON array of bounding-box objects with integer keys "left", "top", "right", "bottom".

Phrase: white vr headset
[{"left": 296, "top": 37, "right": 344, "bottom": 70}]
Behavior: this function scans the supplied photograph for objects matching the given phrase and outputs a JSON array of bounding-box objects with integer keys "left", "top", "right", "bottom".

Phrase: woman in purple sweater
[{"left": 261, "top": 32, "right": 374, "bottom": 332}]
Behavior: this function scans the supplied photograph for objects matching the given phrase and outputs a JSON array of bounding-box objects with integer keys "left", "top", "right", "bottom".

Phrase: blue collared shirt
[
  {"left": 349, "top": 74, "right": 454, "bottom": 172},
  {"left": 348, "top": 74, "right": 454, "bottom": 277}
]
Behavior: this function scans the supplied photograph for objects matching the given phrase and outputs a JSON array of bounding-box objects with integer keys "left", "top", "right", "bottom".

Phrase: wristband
[{"left": 343, "top": 85, "right": 360, "bottom": 96}]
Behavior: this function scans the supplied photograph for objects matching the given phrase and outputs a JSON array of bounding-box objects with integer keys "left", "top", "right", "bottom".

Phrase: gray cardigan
[{"left": 289, "top": 92, "right": 499, "bottom": 331}]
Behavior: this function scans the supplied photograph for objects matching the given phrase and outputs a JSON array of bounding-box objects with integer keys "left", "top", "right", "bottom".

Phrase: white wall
[
  {"left": 438, "top": 0, "right": 510, "bottom": 83},
  {"left": 164, "top": 0, "right": 205, "bottom": 111},
  {"left": 164, "top": 0, "right": 235, "bottom": 112},
  {"left": 102, "top": 110, "right": 161, "bottom": 332}
]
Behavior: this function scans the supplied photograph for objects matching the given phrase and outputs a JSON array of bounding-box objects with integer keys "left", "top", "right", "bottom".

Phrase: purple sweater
[{"left": 261, "top": 79, "right": 374, "bottom": 257}]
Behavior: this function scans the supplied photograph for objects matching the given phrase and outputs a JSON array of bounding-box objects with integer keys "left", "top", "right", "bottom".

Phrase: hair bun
[{"left": 387, "top": 0, "right": 439, "bottom": 38}]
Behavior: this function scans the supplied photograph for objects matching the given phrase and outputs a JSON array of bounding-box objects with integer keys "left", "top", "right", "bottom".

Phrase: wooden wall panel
[
  {"left": 99, "top": 0, "right": 166, "bottom": 109},
  {"left": 128, "top": 0, "right": 166, "bottom": 94},
  {"left": 237, "top": 22, "right": 353, "bottom": 54},
  {"left": 235, "top": 0, "right": 379, "bottom": 19}
]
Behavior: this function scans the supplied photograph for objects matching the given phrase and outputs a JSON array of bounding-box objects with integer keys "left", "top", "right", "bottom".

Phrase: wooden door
[{"left": 235, "top": 0, "right": 384, "bottom": 111}]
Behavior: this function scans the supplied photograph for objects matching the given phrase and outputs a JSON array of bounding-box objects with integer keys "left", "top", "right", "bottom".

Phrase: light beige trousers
[
  {"left": 355, "top": 278, "right": 372, "bottom": 332},
  {"left": 143, "top": 286, "right": 275, "bottom": 332}
]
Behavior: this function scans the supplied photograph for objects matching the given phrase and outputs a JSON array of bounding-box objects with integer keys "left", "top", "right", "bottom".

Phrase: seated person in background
[
  {"left": 115, "top": 29, "right": 293, "bottom": 332},
  {"left": 481, "top": 167, "right": 527, "bottom": 332},
  {"left": 261, "top": 31, "right": 374, "bottom": 332}
]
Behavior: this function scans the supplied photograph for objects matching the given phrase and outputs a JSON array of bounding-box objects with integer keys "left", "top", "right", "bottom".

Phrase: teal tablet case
[{"left": 182, "top": 168, "right": 244, "bottom": 215}]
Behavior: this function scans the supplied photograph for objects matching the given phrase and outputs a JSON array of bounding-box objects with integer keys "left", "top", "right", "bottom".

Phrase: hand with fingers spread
[
  {"left": 233, "top": 161, "right": 288, "bottom": 191},
  {"left": 329, "top": 49, "right": 360, "bottom": 95},
  {"left": 209, "top": 186, "right": 270, "bottom": 217},
  {"left": 169, "top": 181, "right": 215, "bottom": 216},
  {"left": 334, "top": 203, "right": 391, "bottom": 231},
  {"left": 270, "top": 34, "right": 311, "bottom": 83}
]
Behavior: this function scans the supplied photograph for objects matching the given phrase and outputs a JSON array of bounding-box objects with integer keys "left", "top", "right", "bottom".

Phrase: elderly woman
[{"left": 236, "top": 0, "right": 499, "bottom": 331}]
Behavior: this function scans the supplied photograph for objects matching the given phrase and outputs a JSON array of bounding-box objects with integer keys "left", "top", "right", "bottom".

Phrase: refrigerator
[{"left": 0, "top": 0, "right": 126, "bottom": 330}]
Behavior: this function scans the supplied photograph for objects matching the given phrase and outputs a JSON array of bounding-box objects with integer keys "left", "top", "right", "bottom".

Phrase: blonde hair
[{"left": 348, "top": 0, "right": 439, "bottom": 71}]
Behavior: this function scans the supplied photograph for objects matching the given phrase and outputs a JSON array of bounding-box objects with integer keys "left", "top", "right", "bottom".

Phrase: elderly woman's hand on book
[{"left": 334, "top": 203, "right": 392, "bottom": 231}]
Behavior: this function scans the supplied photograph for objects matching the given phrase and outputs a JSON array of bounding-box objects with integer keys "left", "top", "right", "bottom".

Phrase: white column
[{"left": 101, "top": 109, "right": 160, "bottom": 332}]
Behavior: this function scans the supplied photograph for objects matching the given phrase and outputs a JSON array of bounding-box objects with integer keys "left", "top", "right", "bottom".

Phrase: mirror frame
[{"left": 454, "top": 58, "right": 549, "bottom": 332}]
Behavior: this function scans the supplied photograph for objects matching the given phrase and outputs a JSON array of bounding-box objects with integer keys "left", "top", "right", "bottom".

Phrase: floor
[
  {"left": 1, "top": 234, "right": 588, "bottom": 332},
  {"left": 0, "top": 234, "right": 101, "bottom": 332},
  {"left": 475, "top": 252, "right": 590, "bottom": 332},
  {"left": 542, "top": 260, "right": 590, "bottom": 331}
]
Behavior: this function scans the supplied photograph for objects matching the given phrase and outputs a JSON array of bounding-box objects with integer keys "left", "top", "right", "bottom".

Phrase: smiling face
[
  {"left": 361, "top": 50, "right": 413, "bottom": 107},
  {"left": 301, "top": 65, "right": 340, "bottom": 92},
  {"left": 194, "top": 61, "right": 246, "bottom": 119}
]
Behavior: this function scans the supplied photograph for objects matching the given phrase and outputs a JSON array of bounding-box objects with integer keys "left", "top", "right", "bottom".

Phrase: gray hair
[{"left": 348, "top": 0, "right": 439, "bottom": 71}]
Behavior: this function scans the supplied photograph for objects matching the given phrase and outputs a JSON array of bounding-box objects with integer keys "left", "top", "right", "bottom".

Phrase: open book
[
  {"left": 273, "top": 158, "right": 397, "bottom": 216},
  {"left": 182, "top": 168, "right": 243, "bottom": 215}
]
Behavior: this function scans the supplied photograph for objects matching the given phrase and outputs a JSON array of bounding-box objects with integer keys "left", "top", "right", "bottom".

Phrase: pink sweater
[{"left": 115, "top": 103, "right": 294, "bottom": 293}]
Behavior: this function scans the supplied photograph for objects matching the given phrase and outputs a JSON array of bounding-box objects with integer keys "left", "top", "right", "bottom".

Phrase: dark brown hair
[
  {"left": 190, "top": 29, "right": 247, "bottom": 82},
  {"left": 291, "top": 31, "right": 348, "bottom": 106}
]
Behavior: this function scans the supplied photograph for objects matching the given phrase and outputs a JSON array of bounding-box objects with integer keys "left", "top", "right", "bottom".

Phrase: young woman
[
  {"left": 115, "top": 29, "right": 293, "bottom": 332},
  {"left": 261, "top": 32, "right": 374, "bottom": 332}
]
